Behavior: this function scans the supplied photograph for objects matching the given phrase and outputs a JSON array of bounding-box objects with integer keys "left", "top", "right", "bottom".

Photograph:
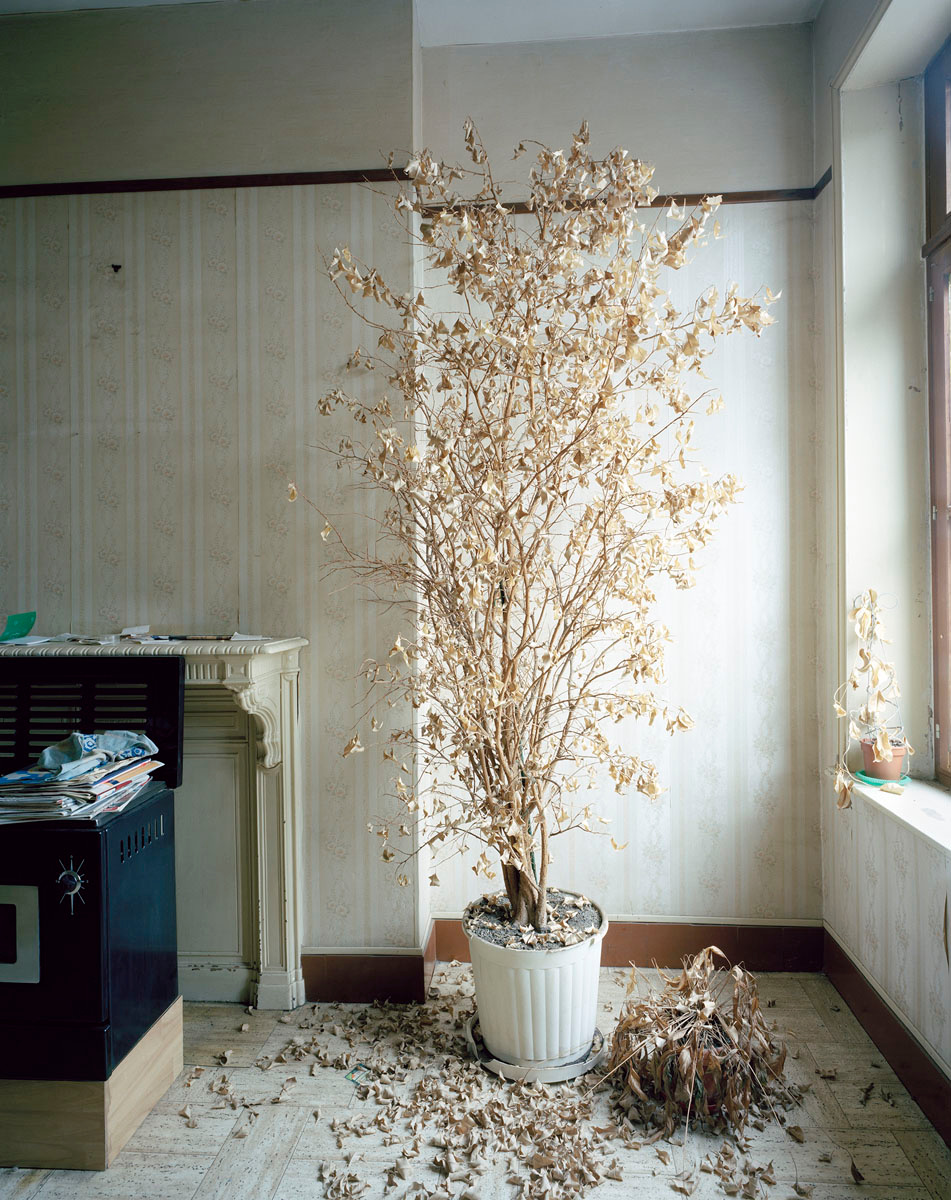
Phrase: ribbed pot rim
[{"left": 462, "top": 888, "right": 607, "bottom": 956}]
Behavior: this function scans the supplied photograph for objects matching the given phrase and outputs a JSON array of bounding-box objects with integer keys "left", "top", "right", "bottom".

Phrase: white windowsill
[{"left": 853, "top": 776, "right": 951, "bottom": 855}]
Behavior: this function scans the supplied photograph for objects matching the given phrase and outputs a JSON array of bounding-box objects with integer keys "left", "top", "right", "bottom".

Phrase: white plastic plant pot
[{"left": 464, "top": 894, "right": 608, "bottom": 1069}]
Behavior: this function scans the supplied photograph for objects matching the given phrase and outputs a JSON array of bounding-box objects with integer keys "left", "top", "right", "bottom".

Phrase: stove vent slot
[{"left": 119, "top": 815, "right": 164, "bottom": 864}]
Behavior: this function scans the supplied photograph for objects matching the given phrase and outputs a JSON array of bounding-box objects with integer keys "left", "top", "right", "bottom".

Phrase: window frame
[
  {"left": 926, "top": 36, "right": 951, "bottom": 786},
  {"left": 928, "top": 243, "right": 951, "bottom": 786}
]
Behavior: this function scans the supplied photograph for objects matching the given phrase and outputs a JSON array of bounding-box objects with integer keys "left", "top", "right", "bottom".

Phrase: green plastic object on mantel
[
  {"left": 0, "top": 611, "right": 36, "bottom": 642},
  {"left": 854, "top": 768, "right": 910, "bottom": 787}
]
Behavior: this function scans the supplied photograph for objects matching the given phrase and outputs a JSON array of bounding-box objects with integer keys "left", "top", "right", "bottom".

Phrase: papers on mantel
[{"left": 1, "top": 628, "right": 274, "bottom": 647}]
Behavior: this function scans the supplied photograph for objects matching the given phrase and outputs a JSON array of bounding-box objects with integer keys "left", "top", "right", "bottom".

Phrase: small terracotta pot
[{"left": 860, "top": 738, "right": 907, "bottom": 780}]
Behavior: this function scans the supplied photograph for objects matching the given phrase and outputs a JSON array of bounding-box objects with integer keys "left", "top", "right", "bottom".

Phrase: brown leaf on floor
[
  {"left": 859, "top": 1082, "right": 874, "bottom": 1106},
  {"left": 850, "top": 1157, "right": 865, "bottom": 1183},
  {"left": 786, "top": 1125, "right": 805, "bottom": 1143}
]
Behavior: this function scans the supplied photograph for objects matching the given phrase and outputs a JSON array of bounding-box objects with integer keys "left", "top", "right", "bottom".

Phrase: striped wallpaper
[
  {"left": 0, "top": 183, "right": 419, "bottom": 950},
  {"left": 0, "top": 186, "right": 823, "bottom": 953}
]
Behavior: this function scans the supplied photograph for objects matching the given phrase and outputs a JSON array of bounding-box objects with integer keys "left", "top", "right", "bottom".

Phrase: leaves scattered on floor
[{"left": 174, "top": 962, "right": 869, "bottom": 1200}]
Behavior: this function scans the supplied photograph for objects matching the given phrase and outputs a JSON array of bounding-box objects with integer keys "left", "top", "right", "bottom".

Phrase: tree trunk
[{"left": 502, "top": 863, "right": 548, "bottom": 931}]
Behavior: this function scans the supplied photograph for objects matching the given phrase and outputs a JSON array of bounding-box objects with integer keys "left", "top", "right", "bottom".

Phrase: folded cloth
[{"left": 36, "top": 730, "right": 159, "bottom": 780}]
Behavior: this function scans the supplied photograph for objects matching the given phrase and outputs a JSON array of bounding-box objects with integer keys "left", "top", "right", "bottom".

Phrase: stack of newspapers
[{"left": 0, "top": 757, "right": 161, "bottom": 823}]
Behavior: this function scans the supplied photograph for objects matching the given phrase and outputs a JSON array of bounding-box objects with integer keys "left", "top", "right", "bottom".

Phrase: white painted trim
[
  {"left": 831, "top": 84, "right": 847, "bottom": 727},
  {"left": 853, "top": 778, "right": 951, "bottom": 855},
  {"left": 178, "top": 957, "right": 254, "bottom": 1005},
  {"left": 831, "top": 0, "right": 892, "bottom": 90}
]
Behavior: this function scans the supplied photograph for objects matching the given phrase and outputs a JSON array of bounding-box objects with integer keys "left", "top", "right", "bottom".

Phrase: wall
[
  {"left": 0, "top": 0, "right": 414, "bottom": 185},
  {"left": 813, "top": 1, "right": 949, "bottom": 1078},
  {"left": 0, "top": 0, "right": 432, "bottom": 959},
  {"left": 812, "top": 0, "right": 882, "bottom": 173},
  {"left": 421, "top": 27, "right": 823, "bottom": 924},
  {"left": 0, "top": 181, "right": 422, "bottom": 954},
  {"left": 423, "top": 25, "right": 814, "bottom": 195},
  {"left": 0, "top": 13, "right": 837, "bottom": 950},
  {"left": 822, "top": 76, "right": 948, "bottom": 1074}
]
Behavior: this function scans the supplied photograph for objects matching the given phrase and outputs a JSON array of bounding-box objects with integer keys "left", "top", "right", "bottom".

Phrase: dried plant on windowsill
[
  {"left": 291, "top": 121, "right": 777, "bottom": 932},
  {"left": 832, "top": 589, "right": 913, "bottom": 809},
  {"left": 605, "top": 947, "right": 803, "bottom": 1146}
]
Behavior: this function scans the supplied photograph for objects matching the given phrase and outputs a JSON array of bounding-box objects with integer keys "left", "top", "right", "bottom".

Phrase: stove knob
[
  {"left": 56, "top": 859, "right": 86, "bottom": 914},
  {"left": 58, "top": 869, "right": 83, "bottom": 897}
]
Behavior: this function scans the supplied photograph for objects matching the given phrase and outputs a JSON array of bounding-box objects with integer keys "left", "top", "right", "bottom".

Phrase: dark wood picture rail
[{"left": 0, "top": 165, "right": 833, "bottom": 205}]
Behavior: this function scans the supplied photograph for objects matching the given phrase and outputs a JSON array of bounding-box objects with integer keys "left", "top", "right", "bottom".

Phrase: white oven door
[{"left": 0, "top": 884, "right": 40, "bottom": 984}]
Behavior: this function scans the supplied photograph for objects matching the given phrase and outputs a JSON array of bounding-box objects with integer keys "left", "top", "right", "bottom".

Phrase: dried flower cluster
[
  {"left": 301, "top": 121, "right": 777, "bottom": 930},
  {"left": 832, "top": 589, "right": 912, "bottom": 807},
  {"left": 606, "top": 947, "right": 803, "bottom": 1148}
]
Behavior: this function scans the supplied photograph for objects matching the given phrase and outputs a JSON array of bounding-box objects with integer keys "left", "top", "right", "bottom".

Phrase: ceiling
[
  {"left": 0, "top": 0, "right": 825, "bottom": 38},
  {"left": 415, "top": 0, "right": 824, "bottom": 47},
  {"left": 843, "top": 0, "right": 951, "bottom": 89}
]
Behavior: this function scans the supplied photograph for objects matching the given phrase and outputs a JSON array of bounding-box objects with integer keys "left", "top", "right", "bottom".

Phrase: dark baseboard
[
  {"left": 301, "top": 922, "right": 438, "bottom": 1006},
  {"left": 302, "top": 920, "right": 823, "bottom": 1005},
  {"left": 823, "top": 930, "right": 951, "bottom": 1146},
  {"left": 301, "top": 951, "right": 426, "bottom": 1005},
  {"left": 434, "top": 918, "right": 823, "bottom": 971}
]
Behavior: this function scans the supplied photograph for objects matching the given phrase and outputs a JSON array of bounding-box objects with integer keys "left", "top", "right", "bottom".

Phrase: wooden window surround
[{"left": 927, "top": 36, "right": 951, "bottom": 785}]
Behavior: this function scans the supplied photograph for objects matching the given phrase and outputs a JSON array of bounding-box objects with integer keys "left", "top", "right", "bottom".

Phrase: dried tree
[{"left": 299, "top": 123, "right": 776, "bottom": 932}]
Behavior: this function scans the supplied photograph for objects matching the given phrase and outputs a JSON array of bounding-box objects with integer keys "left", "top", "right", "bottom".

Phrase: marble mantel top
[
  {"left": 0, "top": 637, "right": 307, "bottom": 658},
  {"left": 0, "top": 638, "right": 309, "bottom": 690}
]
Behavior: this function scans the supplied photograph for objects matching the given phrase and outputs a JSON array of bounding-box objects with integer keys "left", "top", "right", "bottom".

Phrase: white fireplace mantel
[{"left": 0, "top": 638, "right": 308, "bottom": 1010}]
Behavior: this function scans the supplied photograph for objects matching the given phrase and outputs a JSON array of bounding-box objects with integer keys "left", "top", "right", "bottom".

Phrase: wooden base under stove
[{"left": 0, "top": 995, "right": 183, "bottom": 1171}]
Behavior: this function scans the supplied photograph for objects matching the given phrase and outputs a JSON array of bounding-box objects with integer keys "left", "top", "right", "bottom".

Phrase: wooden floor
[{"left": 1, "top": 966, "right": 948, "bottom": 1200}]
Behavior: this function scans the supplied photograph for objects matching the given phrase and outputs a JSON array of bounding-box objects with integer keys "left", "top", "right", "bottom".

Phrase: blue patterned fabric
[{"left": 35, "top": 730, "right": 159, "bottom": 779}]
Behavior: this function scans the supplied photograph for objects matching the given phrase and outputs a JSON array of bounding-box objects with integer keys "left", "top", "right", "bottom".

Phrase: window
[{"left": 926, "top": 36, "right": 951, "bottom": 785}]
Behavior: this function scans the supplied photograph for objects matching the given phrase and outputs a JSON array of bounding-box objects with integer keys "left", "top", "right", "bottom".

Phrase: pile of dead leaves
[{"left": 607, "top": 947, "right": 803, "bottom": 1141}]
